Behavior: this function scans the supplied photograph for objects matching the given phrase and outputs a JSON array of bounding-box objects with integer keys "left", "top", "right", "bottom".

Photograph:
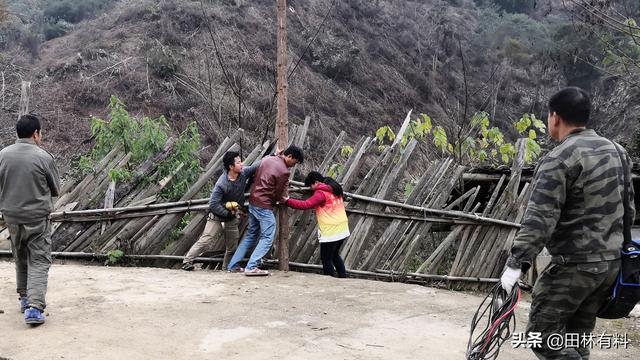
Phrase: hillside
[{"left": 0, "top": 0, "right": 639, "bottom": 167}]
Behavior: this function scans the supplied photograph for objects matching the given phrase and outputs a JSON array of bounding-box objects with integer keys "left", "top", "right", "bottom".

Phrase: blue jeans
[{"left": 227, "top": 205, "right": 276, "bottom": 271}]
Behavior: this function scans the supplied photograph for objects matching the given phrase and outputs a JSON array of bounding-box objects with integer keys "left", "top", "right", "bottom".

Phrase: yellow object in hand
[{"left": 225, "top": 201, "right": 239, "bottom": 211}]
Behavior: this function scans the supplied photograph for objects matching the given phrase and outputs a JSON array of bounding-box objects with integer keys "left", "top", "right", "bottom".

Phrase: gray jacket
[
  {"left": 209, "top": 161, "right": 260, "bottom": 220},
  {"left": 0, "top": 138, "right": 60, "bottom": 224}
]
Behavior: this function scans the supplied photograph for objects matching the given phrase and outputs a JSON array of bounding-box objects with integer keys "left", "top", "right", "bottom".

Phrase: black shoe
[{"left": 181, "top": 263, "right": 195, "bottom": 271}]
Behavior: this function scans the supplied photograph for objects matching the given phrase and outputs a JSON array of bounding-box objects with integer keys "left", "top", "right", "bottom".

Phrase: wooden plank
[
  {"left": 338, "top": 137, "right": 372, "bottom": 192},
  {"left": 340, "top": 145, "right": 399, "bottom": 261},
  {"left": 317, "top": 131, "right": 346, "bottom": 173},
  {"left": 344, "top": 140, "right": 418, "bottom": 268},
  {"left": 101, "top": 180, "right": 116, "bottom": 235},
  {"left": 55, "top": 144, "right": 123, "bottom": 209},
  {"left": 416, "top": 226, "right": 464, "bottom": 274},
  {"left": 392, "top": 165, "right": 466, "bottom": 271},
  {"left": 133, "top": 130, "right": 243, "bottom": 254},
  {"left": 391, "top": 109, "right": 413, "bottom": 148}
]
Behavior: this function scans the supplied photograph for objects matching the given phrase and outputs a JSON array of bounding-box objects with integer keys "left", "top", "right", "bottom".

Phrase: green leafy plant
[
  {"left": 81, "top": 96, "right": 201, "bottom": 201},
  {"left": 327, "top": 163, "right": 344, "bottom": 179},
  {"left": 403, "top": 179, "right": 416, "bottom": 198},
  {"left": 156, "top": 122, "right": 201, "bottom": 200},
  {"left": 375, "top": 125, "right": 396, "bottom": 145},
  {"left": 340, "top": 145, "right": 353, "bottom": 157},
  {"left": 373, "top": 111, "right": 546, "bottom": 166},
  {"left": 107, "top": 168, "right": 132, "bottom": 183},
  {"left": 513, "top": 113, "right": 545, "bottom": 163},
  {"left": 81, "top": 96, "right": 168, "bottom": 182},
  {"left": 432, "top": 126, "right": 449, "bottom": 153},
  {"left": 104, "top": 249, "right": 124, "bottom": 266}
]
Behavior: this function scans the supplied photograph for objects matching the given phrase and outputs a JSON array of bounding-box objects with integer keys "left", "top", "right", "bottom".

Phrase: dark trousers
[
  {"left": 527, "top": 260, "right": 620, "bottom": 360},
  {"left": 320, "top": 239, "right": 347, "bottom": 278}
]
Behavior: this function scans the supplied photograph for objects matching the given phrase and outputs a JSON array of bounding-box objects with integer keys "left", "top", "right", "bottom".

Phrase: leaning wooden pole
[
  {"left": 276, "top": 0, "right": 290, "bottom": 271},
  {"left": 18, "top": 81, "right": 31, "bottom": 118}
]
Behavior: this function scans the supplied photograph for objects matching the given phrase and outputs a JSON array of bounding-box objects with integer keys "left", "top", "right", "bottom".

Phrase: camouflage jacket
[{"left": 507, "top": 129, "right": 635, "bottom": 269}]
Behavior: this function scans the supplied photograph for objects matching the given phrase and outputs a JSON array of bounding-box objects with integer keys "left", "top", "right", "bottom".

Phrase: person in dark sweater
[
  {"left": 285, "top": 172, "right": 349, "bottom": 278},
  {"left": 227, "top": 145, "right": 304, "bottom": 276},
  {"left": 182, "top": 151, "right": 259, "bottom": 271}
]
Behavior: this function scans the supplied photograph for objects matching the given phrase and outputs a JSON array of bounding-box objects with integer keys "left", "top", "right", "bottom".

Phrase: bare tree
[{"left": 563, "top": 0, "right": 640, "bottom": 82}]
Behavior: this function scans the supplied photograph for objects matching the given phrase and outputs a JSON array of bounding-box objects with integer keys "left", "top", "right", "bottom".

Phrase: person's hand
[
  {"left": 500, "top": 266, "right": 522, "bottom": 294},
  {"left": 274, "top": 146, "right": 284, "bottom": 156},
  {"left": 283, "top": 196, "right": 289, "bottom": 202}
]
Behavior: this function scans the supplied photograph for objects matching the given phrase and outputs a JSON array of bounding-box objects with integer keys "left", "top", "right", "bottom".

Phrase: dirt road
[{"left": 0, "top": 261, "right": 638, "bottom": 360}]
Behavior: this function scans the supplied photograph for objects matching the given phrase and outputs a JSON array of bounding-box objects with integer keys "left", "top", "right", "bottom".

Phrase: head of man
[
  {"left": 547, "top": 87, "right": 590, "bottom": 141},
  {"left": 16, "top": 114, "right": 42, "bottom": 145},
  {"left": 282, "top": 145, "right": 304, "bottom": 168},
  {"left": 223, "top": 151, "right": 243, "bottom": 175}
]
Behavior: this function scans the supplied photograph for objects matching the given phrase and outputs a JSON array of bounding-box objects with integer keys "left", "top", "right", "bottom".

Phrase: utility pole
[{"left": 275, "top": 0, "right": 290, "bottom": 271}]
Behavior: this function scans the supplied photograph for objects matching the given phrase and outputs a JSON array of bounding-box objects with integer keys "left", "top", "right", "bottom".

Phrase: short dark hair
[
  {"left": 283, "top": 145, "right": 304, "bottom": 164},
  {"left": 548, "top": 87, "right": 591, "bottom": 126},
  {"left": 223, "top": 151, "right": 240, "bottom": 171},
  {"left": 16, "top": 114, "right": 41, "bottom": 138}
]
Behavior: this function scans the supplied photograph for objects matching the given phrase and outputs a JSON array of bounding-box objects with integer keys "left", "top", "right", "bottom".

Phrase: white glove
[{"left": 500, "top": 266, "right": 522, "bottom": 294}]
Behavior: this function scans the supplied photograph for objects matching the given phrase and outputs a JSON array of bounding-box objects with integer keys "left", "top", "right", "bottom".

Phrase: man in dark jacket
[
  {"left": 0, "top": 114, "right": 60, "bottom": 325},
  {"left": 501, "top": 87, "right": 635, "bottom": 359},
  {"left": 227, "top": 145, "right": 304, "bottom": 275},
  {"left": 182, "top": 151, "right": 259, "bottom": 271}
]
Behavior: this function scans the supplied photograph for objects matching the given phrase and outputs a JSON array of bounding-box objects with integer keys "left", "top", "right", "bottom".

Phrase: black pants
[{"left": 320, "top": 239, "right": 347, "bottom": 278}]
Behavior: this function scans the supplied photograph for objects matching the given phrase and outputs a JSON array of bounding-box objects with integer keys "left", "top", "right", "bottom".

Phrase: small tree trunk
[{"left": 275, "top": 0, "right": 289, "bottom": 271}]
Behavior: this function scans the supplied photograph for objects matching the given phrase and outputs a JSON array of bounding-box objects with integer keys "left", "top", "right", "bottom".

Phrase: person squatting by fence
[
  {"left": 284, "top": 171, "right": 349, "bottom": 278},
  {"left": 500, "top": 87, "right": 635, "bottom": 359},
  {"left": 181, "top": 151, "right": 260, "bottom": 271},
  {"left": 227, "top": 145, "right": 304, "bottom": 276},
  {"left": 0, "top": 114, "right": 61, "bottom": 325}
]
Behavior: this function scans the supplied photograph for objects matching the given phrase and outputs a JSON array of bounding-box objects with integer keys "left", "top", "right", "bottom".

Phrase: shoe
[
  {"left": 19, "top": 297, "right": 28, "bottom": 313},
  {"left": 24, "top": 307, "right": 45, "bottom": 325},
  {"left": 244, "top": 268, "right": 269, "bottom": 276},
  {"left": 227, "top": 267, "right": 244, "bottom": 273},
  {"left": 181, "top": 263, "right": 195, "bottom": 271}
]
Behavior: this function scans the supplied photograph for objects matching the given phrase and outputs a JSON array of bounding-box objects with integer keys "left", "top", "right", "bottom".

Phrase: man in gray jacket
[
  {"left": 182, "top": 151, "right": 259, "bottom": 271},
  {"left": 0, "top": 114, "right": 60, "bottom": 325}
]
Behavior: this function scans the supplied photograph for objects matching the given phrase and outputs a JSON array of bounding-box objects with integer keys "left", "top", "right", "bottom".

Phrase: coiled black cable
[{"left": 466, "top": 283, "right": 521, "bottom": 360}]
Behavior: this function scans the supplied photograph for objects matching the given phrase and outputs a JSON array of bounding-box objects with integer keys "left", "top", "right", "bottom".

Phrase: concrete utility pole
[{"left": 275, "top": 0, "right": 290, "bottom": 271}]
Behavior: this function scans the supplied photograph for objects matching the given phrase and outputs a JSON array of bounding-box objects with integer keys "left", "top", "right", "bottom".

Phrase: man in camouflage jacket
[{"left": 501, "top": 87, "right": 635, "bottom": 359}]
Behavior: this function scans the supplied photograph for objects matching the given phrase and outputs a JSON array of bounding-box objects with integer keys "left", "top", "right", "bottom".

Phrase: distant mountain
[{"left": 0, "top": 0, "right": 637, "bottom": 164}]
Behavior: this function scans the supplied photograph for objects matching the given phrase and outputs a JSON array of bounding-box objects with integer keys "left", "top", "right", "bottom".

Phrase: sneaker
[
  {"left": 181, "top": 263, "right": 195, "bottom": 271},
  {"left": 227, "top": 267, "right": 244, "bottom": 273},
  {"left": 24, "top": 307, "right": 45, "bottom": 325},
  {"left": 19, "top": 297, "right": 28, "bottom": 313},
  {"left": 244, "top": 268, "right": 269, "bottom": 276}
]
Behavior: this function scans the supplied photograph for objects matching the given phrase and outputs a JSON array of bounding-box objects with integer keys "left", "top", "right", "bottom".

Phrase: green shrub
[
  {"left": 83, "top": 96, "right": 201, "bottom": 201},
  {"left": 147, "top": 45, "right": 179, "bottom": 79},
  {"left": 43, "top": 21, "right": 70, "bottom": 40}
]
